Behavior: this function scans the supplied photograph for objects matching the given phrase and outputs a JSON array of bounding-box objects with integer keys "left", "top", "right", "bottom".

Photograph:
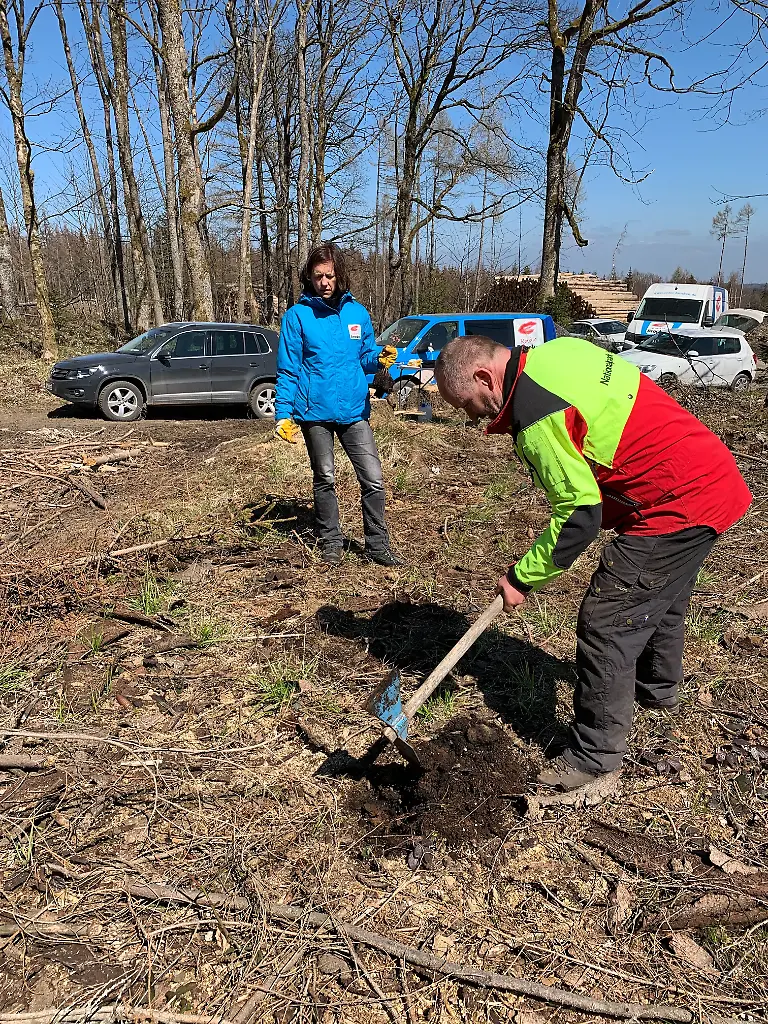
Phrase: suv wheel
[
  {"left": 98, "top": 380, "right": 145, "bottom": 421},
  {"left": 250, "top": 381, "right": 276, "bottom": 419},
  {"left": 731, "top": 372, "right": 751, "bottom": 392}
]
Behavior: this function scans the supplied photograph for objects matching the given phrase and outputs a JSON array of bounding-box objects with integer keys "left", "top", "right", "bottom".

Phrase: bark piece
[
  {"left": 605, "top": 880, "right": 633, "bottom": 935},
  {"left": 643, "top": 892, "right": 768, "bottom": 932},
  {"left": 667, "top": 934, "right": 719, "bottom": 978},
  {"left": 709, "top": 845, "right": 759, "bottom": 875}
]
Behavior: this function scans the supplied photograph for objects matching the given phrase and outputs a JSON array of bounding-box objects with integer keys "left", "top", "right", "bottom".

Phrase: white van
[{"left": 624, "top": 283, "right": 728, "bottom": 348}]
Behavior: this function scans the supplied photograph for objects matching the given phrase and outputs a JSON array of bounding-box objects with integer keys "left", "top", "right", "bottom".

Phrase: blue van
[{"left": 368, "top": 312, "right": 556, "bottom": 390}]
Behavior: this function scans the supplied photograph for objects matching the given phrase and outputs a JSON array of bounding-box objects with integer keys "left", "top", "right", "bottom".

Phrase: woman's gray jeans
[{"left": 300, "top": 420, "right": 390, "bottom": 552}]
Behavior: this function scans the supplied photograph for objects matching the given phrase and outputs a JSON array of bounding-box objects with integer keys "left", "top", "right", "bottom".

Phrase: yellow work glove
[
  {"left": 275, "top": 418, "right": 300, "bottom": 444},
  {"left": 406, "top": 358, "right": 422, "bottom": 368},
  {"left": 378, "top": 345, "right": 398, "bottom": 369}
]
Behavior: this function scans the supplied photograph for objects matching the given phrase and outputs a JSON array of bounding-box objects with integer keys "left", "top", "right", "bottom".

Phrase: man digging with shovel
[{"left": 435, "top": 335, "right": 751, "bottom": 793}]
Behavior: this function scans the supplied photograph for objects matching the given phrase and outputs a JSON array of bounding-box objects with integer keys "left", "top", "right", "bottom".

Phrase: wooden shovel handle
[{"left": 402, "top": 594, "right": 505, "bottom": 720}]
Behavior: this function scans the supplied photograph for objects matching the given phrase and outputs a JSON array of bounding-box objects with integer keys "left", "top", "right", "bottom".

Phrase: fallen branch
[
  {"left": 67, "top": 473, "right": 107, "bottom": 510},
  {"left": 0, "top": 753, "right": 51, "bottom": 771},
  {"left": 642, "top": 893, "right": 768, "bottom": 933},
  {"left": 51, "top": 532, "right": 213, "bottom": 571},
  {"left": 0, "top": 1009, "right": 233, "bottom": 1024},
  {"left": 108, "top": 605, "right": 174, "bottom": 633},
  {"left": 83, "top": 447, "right": 145, "bottom": 469},
  {"left": 42, "top": 868, "right": 715, "bottom": 1023}
]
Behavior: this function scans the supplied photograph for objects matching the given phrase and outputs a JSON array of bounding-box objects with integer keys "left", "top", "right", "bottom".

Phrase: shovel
[{"left": 364, "top": 594, "right": 505, "bottom": 769}]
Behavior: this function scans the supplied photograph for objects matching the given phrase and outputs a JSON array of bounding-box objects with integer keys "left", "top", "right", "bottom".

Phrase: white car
[
  {"left": 571, "top": 319, "right": 628, "bottom": 349},
  {"left": 711, "top": 308, "right": 766, "bottom": 334},
  {"left": 620, "top": 326, "right": 756, "bottom": 391}
]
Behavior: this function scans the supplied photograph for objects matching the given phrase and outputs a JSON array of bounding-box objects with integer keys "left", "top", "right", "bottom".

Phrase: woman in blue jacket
[{"left": 274, "top": 243, "right": 399, "bottom": 565}]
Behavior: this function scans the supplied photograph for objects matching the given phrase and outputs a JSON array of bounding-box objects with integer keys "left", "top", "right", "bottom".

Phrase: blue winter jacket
[{"left": 275, "top": 291, "right": 380, "bottom": 424}]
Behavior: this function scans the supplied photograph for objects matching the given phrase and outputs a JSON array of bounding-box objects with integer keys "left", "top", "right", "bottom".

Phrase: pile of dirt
[{"left": 350, "top": 714, "right": 530, "bottom": 855}]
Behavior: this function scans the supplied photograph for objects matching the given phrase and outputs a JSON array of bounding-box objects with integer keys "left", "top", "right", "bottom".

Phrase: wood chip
[
  {"left": 667, "top": 933, "right": 719, "bottom": 977},
  {"left": 709, "top": 844, "right": 759, "bottom": 875},
  {"left": 605, "top": 880, "right": 633, "bottom": 935}
]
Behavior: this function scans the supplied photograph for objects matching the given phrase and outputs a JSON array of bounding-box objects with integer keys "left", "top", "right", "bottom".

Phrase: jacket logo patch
[{"left": 348, "top": 324, "right": 362, "bottom": 340}]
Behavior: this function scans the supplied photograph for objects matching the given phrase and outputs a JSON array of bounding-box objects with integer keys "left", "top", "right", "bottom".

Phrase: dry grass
[{"left": 0, "top": 384, "right": 767, "bottom": 1022}]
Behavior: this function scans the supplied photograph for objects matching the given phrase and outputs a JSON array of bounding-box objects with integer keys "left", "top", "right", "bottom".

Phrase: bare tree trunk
[
  {"left": 539, "top": 30, "right": 568, "bottom": 303},
  {"left": 54, "top": 0, "right": 120, "bottom": 323},
  {"left": 78, "top": 0, "right": 130, "bottom": 333},
  {"left": 0, "top": 185, "right": 16, "bottom": 319},
  {"left": 373, "top": 130, "right": 381, "bottom": 325},
  {"left": 156, "top": 0, "right": 214, "bottom": 321},
  {"left": 738, "top": 210, "right": 752, "bottom": 306},
  {"left": 294, "top": 0, "right": 311, "bottom": 271},
  {"left": 256, "top": 146, "right": 274, "bottom": 322},
  {"left": 157, "top": 68, "right": 184, "bottom": 320},
  {"left": 149, "top": 8, "right": 184, "bottom": 322},
  {"left": 268, "top": 54, "right": 295, "bottom": 315},
  {"left": 0, "top": 0, "right": 56, "bottom": 358},
  {"left": 237, "top": 18, "right": 273, "bottom": 322},
  {"left": 473, "top": 163, "right": 488, "bottom": 308},
  {"left": 104, "top": 0, "right": 164, "bottom": 329}
]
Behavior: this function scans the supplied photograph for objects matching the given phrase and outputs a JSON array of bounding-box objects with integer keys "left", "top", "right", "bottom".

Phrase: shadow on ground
[
  {"left": 316, "top": 599, "right": 573, "bottom": 775},
  {"left": 243, "top": 495, "right": 316, "bottom": 538},
  {"left": 47, "top": 402, "right": 260, "bottom": 422}
]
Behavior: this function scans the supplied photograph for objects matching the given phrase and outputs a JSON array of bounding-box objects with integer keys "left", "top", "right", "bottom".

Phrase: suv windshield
[
  {"left": 635, "top": 298, "right": 702, "bottom": 324},
  {"left": 377, "top": 318, "right": 428, "bottom": 348},
  {"left": 118, "top": 327, "right": 175, "bottom": 355},
  {"left": 637, "top": 332, "right": 700, "bottom": 355}
]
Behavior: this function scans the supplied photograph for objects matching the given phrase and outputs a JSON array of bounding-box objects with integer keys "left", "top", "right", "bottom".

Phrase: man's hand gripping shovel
[{"left": 364, "top": 594, "right": 506, "bottom": 769}]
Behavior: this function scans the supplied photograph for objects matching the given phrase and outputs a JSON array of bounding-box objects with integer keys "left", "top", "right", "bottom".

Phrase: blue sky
[
  {"left": 1, "top": 2, "right": 766, "bottom": 286},
  {"left": 517, "top": 6, "right": 768, "bottom": 283}
]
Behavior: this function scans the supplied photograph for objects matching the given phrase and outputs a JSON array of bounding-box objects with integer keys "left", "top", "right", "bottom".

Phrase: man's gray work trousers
[{"left": 566, "top": 526, "right": 717, "bottom": 775}]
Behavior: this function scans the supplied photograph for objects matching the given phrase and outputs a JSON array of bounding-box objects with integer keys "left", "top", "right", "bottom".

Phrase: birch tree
[
  {"left": 0, "top": 0, "right": 57, "bottom": 358},
  {"left": 0, "top": 184, "right": 15, "bottom": 318}
]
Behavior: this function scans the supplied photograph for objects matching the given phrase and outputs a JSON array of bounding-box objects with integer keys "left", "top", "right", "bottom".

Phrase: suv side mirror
[
  {"left": 157, "top": 351, "right": 171, "bottom": 365},
  {"left": 702, "top": 316, "right": 714, "bottom": 328},
  {"left": 626, "top": 310, "right": 634, "bottom": 323},
  {"left": 687, "top": 349, "right": 699, "bottom": 357}
]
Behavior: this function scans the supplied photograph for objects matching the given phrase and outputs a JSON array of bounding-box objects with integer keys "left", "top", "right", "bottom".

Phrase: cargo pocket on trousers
[{"left": 612, "top": 570, "right": 670, "bottom": 629}]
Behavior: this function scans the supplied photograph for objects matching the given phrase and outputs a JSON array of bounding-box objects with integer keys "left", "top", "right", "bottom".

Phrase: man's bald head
[{"left": 435, "top": 335, "right": 510, "bottom": 420}]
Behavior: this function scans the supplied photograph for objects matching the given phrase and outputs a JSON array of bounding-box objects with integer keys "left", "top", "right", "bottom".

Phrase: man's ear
[{"left": 473, "top": 366, "right": 494, "bottom": 391}]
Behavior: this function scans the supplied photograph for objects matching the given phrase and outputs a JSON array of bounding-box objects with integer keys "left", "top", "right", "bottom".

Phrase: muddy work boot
[
  {"left": 319, "top": 544, "right": 343, "bottom": 565},
  {"left": 536, "top": 755, "right": 602, "bottom": 792},
  {"left": 363, "top": 547, "right": 403, "bottom": 567},
  {"left": 636, "top": 696, "right": 680, "bottom": 712}
]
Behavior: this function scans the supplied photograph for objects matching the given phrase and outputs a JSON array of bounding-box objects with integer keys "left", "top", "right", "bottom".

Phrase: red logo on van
[{"left": 518, "top": 320, "right": 536, "bottom": 335}]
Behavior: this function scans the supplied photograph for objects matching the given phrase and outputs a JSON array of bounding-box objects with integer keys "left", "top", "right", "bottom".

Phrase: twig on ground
[
  {"left": 38, "top": 871, "right": 722, "bottom": 1023},
  {"left": 67, "top": 473, "right": 107, "bottom": 509}
]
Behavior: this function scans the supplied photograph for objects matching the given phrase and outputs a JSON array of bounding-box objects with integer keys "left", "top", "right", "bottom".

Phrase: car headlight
[
  {"left": 74, "top": 366, "right": 102, "bottom": 378},
  {"left": 637, "top": 364, "right": 657, "bottom": 374}
]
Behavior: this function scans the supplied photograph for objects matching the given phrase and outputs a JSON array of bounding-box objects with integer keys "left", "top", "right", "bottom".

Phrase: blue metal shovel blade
[{"left": 368, "top": 669, "right": 409, "bottom": 740}]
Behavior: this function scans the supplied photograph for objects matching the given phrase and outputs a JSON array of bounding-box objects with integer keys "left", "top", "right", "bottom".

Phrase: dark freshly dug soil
[{"left": 349, "top": 714, "right": 530, "bottom": 852}]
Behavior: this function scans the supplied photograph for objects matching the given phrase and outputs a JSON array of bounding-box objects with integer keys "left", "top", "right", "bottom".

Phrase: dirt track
[{"left": 2, "top": 388, "right": 768, "bottom": 1021}]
